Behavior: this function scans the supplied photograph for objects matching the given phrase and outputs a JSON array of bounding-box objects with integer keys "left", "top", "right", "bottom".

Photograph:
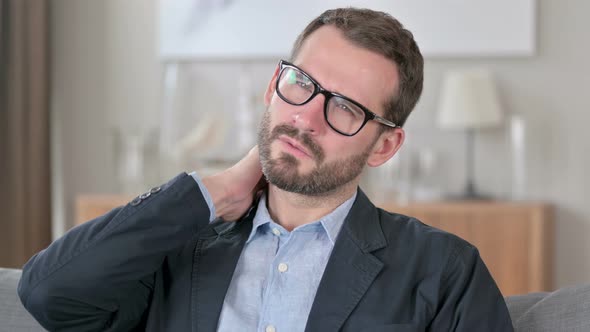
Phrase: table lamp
[{"left": 437, "top": 68, "right": 503, "bottom": 199}]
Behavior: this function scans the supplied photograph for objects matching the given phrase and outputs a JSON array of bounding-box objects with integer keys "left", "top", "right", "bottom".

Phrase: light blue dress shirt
[{"left": 190, "top": 172, "right": 356, "bottom": 332}]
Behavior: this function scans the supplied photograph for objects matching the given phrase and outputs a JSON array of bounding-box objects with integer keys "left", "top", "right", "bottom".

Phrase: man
[{"left": 18, "top": 8, "right": 514, "bottom": 332}]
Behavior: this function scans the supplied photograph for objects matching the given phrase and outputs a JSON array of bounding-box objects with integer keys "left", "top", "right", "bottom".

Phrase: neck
[{"left": 266, "top": 179, "right": 359, "bottom": 231}]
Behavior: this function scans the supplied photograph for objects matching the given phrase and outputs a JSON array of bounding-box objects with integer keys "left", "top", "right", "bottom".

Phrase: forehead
[{"left": 292, "top": 25, "right": 399, "bottom": 116}]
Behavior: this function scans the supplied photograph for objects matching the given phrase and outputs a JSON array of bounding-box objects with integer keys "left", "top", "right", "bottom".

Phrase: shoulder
[
  {"left": 374, "top": 207, "right": 480, "bottom": 268},
  {"left": 377, "top": 208, "right": 472, "bottom": 246}
]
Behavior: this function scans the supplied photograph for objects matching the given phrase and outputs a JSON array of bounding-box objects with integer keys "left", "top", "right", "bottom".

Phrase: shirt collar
[{"left": 247, "top": 190, "right": 357, "bottom": 245}]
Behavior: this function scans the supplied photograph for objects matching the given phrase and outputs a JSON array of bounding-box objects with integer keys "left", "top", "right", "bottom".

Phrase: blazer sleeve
[
  {"left": 428, "top": 242, "right": 515, "bottom": 331},
  {"left": 18, "top": 173, "right": 212, "bottom": 332}
]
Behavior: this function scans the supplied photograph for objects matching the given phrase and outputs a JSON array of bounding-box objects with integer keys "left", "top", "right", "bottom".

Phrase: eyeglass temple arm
[{"left": 372, "top": 114, "right": 399, "bottom": 128}]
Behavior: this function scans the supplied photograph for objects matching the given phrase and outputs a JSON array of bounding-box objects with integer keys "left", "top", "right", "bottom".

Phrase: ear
[
  {"left": 264, "top": 65, "right": 281, "bottom": 106},
  {"left": 367, "top": 127, "right": 405, "bottom": 167}
]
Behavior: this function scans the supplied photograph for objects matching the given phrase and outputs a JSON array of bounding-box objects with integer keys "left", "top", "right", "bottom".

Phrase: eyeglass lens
[
  {"left": 278, "top": 67, "right": 372, "bottom": 134},
  {"left": 277, "top": 66, "right": 366, "bottom": 135}
]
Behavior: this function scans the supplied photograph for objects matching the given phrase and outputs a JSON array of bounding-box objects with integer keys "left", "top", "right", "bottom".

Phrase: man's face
[{"left": 257, "top": 26, "right": 400, "bottom": 196}]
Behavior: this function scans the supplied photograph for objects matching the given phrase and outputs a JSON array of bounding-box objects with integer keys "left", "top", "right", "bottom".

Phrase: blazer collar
[
  {"left": 305, "top": 188, "right": 387, "bottom": 331},
  {"left": 190, "top": 188, "right": 386, "bottom": 332},
  {"left": 190, "top": 205, "right": 256, "bottom": 332},
  {"left": 340, "top": 188, "right": 387, "bottom": 252}
]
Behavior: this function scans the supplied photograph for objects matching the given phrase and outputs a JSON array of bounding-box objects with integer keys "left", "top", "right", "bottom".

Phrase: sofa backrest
[
  {"left": 0, "top": 268, "right": 46, "bottom": 332},
  {"left": 505, "top": 283, "right": 590, "bottom": 331}
]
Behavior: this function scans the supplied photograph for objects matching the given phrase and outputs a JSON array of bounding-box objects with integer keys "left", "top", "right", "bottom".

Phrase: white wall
[
  {"left": 413, "top": 0, "right": 590, "bottom": 288},
  {"left": 51, "top": 0, "right": 590, "bottom": 288}
]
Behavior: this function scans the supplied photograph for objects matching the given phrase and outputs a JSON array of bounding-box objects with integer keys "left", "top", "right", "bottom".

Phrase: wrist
[{"left": 201, "top": 173, "right": 230, "bottom": 219}]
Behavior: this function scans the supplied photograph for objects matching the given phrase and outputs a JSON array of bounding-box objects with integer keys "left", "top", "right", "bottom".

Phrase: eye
[
  {"left": 335, "top": 101, "right": 358, "bottom": 114},
  {"left": 295, "top": 76, "right": 313, "bottom": 92},
  {"left": 285, "top": 69, "right": 314, "bottom": 92},
  {"left": 332, "top": 99, "right": 364, "bottom": 119},
  {"left": 337, "top": 103, "right": 353, "bottom": 113}
]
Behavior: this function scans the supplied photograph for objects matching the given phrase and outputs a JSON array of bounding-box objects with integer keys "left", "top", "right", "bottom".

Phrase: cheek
[
  {"left": 266, "top": 102, "right": 292, "bottom": 127},
  {"left": 259, "top": 105, "right": 287, "bottom": 143},
  {"left": 267, "top": 111, "right": 282, "bottom": 131},
  {"left": 324, "top": 135, "right": 375, "bottom": 160},
  {"left": 321, "top": 138, "right": 352, "bottom": 159}
]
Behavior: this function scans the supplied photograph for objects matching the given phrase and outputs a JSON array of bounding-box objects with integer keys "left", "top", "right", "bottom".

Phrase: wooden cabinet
[
  {"left": 381, "top": 201, "right": 554, "bottom": 296},
  {"left": 76, "top": 195, "right": 553, "bottom": 296},
  {"left": 75, "top": 195, "right": 133, "bottom": 226}
]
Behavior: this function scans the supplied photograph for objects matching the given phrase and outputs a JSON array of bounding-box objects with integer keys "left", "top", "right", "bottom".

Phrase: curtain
[{"left": 0, "top": 0, "right": 51, "bottom": 268}]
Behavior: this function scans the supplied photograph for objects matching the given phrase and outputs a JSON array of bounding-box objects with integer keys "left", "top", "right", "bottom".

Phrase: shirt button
[
  {"left": 265, "top": 325, "right": 276, "bottom": 332},
  {"left": 272, "top": 228, "right": 281, "bottom": 236},
  {"left": 278, "top": 263, "right": 288, "bottom": 273}
]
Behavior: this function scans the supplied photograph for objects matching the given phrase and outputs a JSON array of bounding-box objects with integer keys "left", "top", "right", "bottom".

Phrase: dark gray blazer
[{"left": 18, "top": 173, "right": 513, "bottom": 331}]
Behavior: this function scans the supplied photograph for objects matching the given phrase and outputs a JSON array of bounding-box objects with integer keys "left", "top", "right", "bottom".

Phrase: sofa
[
  {"left": 1, "top": 267, "right": 589, "bottom": 331},
  {"left": 1, "top": 268, "right": 45, "bottom": 332}
]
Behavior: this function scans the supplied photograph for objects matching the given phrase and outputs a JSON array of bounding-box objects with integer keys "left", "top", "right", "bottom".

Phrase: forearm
[{"left": 18, "top": 172, "right": 212, "bottom": 331}]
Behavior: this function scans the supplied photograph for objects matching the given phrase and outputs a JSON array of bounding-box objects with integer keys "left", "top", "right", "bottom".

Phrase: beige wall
[
  {"left": 51, "top": 0, "right": 590, "bottom": 288},
  {"left": 51, "top": 0, "right": 161, "bottom": 235}
]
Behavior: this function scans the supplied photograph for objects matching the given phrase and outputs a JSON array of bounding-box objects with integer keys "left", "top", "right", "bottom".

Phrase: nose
[{"left": 290, "top": 93, "right": 326, "bottom": 135}]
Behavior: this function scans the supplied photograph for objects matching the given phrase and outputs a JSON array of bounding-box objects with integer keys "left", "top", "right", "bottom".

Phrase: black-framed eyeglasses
[{"left": 275, "top": 60, "right": 398, "bottom": 136}]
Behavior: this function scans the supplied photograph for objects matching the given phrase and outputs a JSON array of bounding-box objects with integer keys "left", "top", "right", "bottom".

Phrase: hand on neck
[{"left": 265, "top": 179, "right": 359, "bottom": 231}]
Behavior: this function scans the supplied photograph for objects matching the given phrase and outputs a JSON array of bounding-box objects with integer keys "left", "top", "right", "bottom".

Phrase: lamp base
[
  {"left": 446, "top": 181, "right": 494, "bottom": 201},
  {"left": 445, "top": 192, "right": 493, "bottom": 201}
]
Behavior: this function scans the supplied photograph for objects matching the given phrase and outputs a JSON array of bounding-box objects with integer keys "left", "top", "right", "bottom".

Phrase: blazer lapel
[
  {"left": 305, "top": 190, "right": 387, "bottom": 332},
  {"left": 190, "top": 207, "right": 255, "bottom": 332}
]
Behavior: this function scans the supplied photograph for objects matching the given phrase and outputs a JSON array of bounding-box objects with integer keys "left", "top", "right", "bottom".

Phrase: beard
[{"left": 257, "top": 109, "right": 374, "bottom": 196}]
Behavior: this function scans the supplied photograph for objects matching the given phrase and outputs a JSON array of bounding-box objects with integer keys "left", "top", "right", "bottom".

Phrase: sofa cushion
[
  {"left": 506, "top": 284, "right": 590, "bottom": 331},
  {"left": 0, "top": 268, "right": 46, "bottom": 331}
]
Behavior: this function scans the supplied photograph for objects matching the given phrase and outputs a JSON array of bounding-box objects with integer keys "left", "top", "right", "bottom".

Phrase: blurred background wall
[{"left": 49, "top": 0, "right": 589, "bottom": 288}]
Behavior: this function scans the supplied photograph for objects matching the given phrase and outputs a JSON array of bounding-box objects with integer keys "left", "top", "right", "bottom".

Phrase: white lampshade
[{"left": 437, "top": 68, "right": 503, "bottom": 129}]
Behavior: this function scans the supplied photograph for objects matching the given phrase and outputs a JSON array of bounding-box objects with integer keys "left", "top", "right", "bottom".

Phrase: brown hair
[{"left": 290, "top": 8, "right": 424, "bottom": 128}]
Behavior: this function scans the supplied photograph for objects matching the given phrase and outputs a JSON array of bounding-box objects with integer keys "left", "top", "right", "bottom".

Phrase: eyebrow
[
  {"left": 297, "top": 64, "right": 368, "bottom": 107},
  {"left": 308, "top": 67, "right": 367, "bottom": 102}
]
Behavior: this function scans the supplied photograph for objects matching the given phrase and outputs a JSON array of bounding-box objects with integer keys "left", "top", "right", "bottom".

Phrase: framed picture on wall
[{"left": 158, "top": 0, "right": 536, "bottom": 60}]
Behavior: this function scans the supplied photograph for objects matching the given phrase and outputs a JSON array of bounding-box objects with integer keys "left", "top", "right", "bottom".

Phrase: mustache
[{"left": 270, "top": 124, "right": 325, "bottom": 162}]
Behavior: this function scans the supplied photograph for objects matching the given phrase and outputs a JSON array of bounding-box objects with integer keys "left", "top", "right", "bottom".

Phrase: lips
[{"left": 278, "top": 136, "right": 311, "bottom": 158}]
